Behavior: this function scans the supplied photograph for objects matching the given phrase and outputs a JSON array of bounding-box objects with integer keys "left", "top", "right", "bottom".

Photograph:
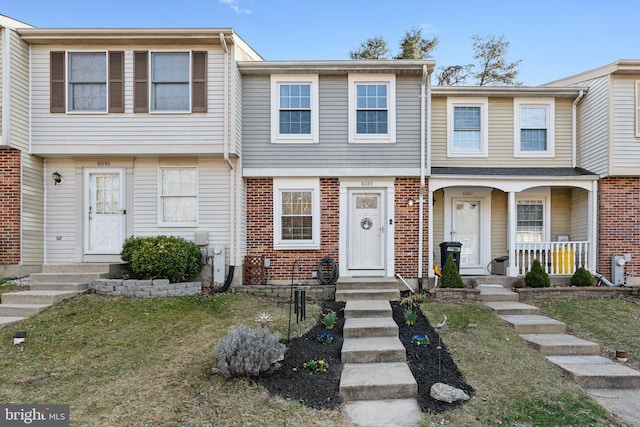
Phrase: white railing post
[{"left": 515, "top": 241, "right": 589, "bottom": 276}]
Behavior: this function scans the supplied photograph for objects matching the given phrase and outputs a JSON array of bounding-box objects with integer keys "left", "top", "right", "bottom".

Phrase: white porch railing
[{"left": 515, "top": 241, "right": 590, "bottom": 276}]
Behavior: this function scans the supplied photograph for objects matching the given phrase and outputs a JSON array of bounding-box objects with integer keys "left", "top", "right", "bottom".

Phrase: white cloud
[{"left": 219, "top": 0, "right": 252, "bottom": 15}]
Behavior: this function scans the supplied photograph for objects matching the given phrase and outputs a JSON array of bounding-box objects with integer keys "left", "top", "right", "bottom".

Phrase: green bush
[
  {"left": 525, "top": 259, "right": 551, "bottom": 288},
  {"left": 440, "top": 253, "right": 464, "bottom": 288},
  {"left": 214, "top": 325, "right": 286, "bottom": 378},
  {"left": 571, "top": 267, "right": 595, "bottom": 287},
  {"left": 120, "top": 235, "right": 204, "bottom": 283}
]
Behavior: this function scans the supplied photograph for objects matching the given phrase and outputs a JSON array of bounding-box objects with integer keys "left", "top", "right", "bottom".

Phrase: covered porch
[{"left": 427, "top": 168, "right": 599, "bottom": 278}]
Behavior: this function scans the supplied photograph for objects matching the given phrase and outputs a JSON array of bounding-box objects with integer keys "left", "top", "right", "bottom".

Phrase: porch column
[
  {"left": 588, "top": 181, "right": 598, "bottom": 272},
  {"left": 507, "top": 191, "right": 519, "bottom": 277}
]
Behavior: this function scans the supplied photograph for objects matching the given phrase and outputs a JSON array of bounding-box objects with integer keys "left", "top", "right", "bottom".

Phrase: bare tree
[
  {"left": 435, "top": 64, "right": 473, "bottom": 86},
  {"left": 348, "top": 36, "right": 390, "bottom": 60},
  {"left": 471, "top": 34, "right": 521, "bottom": 86},
  {"left": 396, "top": 28, "right": 438, "bottom": 60}
]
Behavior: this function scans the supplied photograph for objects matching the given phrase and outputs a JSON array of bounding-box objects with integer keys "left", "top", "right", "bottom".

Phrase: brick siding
[
  {"left": 394, "top": 178, "right": 428, "bottom": 279},
  {"left": 0, "top": 148, "right": 21, "bottom": 265}
]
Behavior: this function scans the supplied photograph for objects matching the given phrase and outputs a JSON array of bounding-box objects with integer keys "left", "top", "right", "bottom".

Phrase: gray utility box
[{"left": 491, "top": 256, "right": 509, "bottom": 275}]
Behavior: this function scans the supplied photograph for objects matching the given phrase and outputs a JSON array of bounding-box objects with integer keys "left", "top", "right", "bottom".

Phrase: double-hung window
[
  {"left": 273, "top": 178, "right": 320, "bottom": 249},
  {"left": 151, "top": 52, "right": 190, "bottom": 112},
  {"left": 67, "top": 52, "right": 107, "bottom": 112},
  {"left": 159, "top": 167, "right": 198, "bottom": 226},
  {"left": 348, "top": 74, "right": 396, "bottom": 143},
  {"left": 447, "top": 98, "right": 488, "bottom": 157},
  {"left": 514, "top": 98, "right": 554, "bottom": 157},
  {"left": 271, "top": 75, "right": 319, "bottom": 143},
  {"left": 516, "top": 200, "right": 544, "bottom": 242}
]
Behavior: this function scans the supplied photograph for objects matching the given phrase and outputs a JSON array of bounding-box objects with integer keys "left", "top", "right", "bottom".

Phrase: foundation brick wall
[
  {"left": 598, "top": 177, "right": 640, "bottom": 280},
  {"left": 0, "top": 147, "right": 21, "bottom": 265},
  {"left": 394, "top": 178, "right": 427, "bottom": 279}
]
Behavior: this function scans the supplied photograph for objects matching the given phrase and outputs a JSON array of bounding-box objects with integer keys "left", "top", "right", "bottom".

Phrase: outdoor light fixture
[
  {"left": 13, "top": 330, "right": 26, "bottom": 345},
  {"left": 407, "top": 198, "right": 414, "bottom": 207},
  {"left": 52, "top": 171, "right": 63, "bottom": 185}
]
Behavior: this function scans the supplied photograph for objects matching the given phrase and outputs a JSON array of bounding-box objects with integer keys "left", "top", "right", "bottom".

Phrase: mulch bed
[{"left": 254, "top": 298, "right": 473, "bottom": 413}]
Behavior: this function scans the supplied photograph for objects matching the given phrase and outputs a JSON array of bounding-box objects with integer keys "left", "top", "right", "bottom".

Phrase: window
[
  {"left": 447, "top": 98, "right": 488, "bottom": 156},
  {"left": 151, "top": 52, "right": 190, "bottom": 112},
  {"left": 159, "top": 167, "right": 198, "bottom": 225},
  {"left": 50, "top": 51, "right": 123, "bottom": 114},
  {"left": 270, "top": 75, "right": 319, "bottom": 143},
  {"left": 516, "top": 200, "right": 543, "bottom": 242},
  {"left": 514, "top": 98, "right": 554, "bottom": 157},
  {"left": 273, "top": 178, "right": 320, "bottom": 249},
  {"left": 348, "top": 74, "right": 396, "bottom": 143}
]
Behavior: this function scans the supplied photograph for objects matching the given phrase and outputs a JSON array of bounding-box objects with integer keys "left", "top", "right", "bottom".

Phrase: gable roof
[{"left": 544, "top": 59, "right": 640, "bottom": 86}]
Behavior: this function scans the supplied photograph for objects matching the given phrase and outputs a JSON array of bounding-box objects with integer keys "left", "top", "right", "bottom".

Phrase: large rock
[{"left": 430, "top": 382, "right": 470, "bottom": 403}]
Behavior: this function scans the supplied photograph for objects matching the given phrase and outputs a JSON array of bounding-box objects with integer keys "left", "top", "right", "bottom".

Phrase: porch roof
[{"left": 431, "top": 167, "right": 597, "bottom": 178}]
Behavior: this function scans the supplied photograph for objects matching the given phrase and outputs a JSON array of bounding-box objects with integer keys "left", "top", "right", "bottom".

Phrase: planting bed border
[{"left": 90, "top": 278, "right": 201, "bottom": 298}]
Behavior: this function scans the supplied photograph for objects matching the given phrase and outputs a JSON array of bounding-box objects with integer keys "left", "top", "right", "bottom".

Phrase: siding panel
[
  {"left": 575, "top": 76, "right": 609, "bottom": 174},
  {"left": 612, "top": 77, "right": 640, "bottom": 174}
]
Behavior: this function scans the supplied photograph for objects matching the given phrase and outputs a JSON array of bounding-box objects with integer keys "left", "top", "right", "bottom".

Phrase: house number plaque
[{"left": 360, "top": 218, "right": 373, "bottom": 230}]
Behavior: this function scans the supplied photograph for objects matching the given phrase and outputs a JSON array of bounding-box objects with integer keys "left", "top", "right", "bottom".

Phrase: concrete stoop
[
  {"left": 546, "top": 356, "right": 640, "bottom": 389},
  {"left": 520, "top": 333, "right": 600, "bottom": 356},
  {"left": 340, "top": 362, "right": 417, "bottom": 400},
  {"left": 335, "top": 278, "right": 400, "bottom": 302}
]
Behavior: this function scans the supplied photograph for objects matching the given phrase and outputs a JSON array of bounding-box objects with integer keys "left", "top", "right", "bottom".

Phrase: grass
[
  {"left": 0, "top": 278, "right": 28, "bottom": 295},
  {"left": 0, "top": 291, "right": 631, "bottom": 426}
]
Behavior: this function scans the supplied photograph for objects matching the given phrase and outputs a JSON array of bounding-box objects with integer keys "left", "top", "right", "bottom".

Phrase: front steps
[{"left": 338, "top": 278, "right": 422, "bottom": 426}]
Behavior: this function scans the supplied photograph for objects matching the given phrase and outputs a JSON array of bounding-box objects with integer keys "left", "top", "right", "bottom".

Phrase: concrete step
[
  {"left": 521, "top": 334, "right": 600, "bottom": 356},
  {"left": 41, "top": 263, "right": 125, "bottom": 275},
  {"left": 484, "top": 301, "right": 540, "bottom": 315},
  {"left": 546, "top": 355, "right": 640, "bottom": 389},
  {"left": 0, "top": 316, "right": 28, "bottom": 329},
  {"left": 336, "top": 278, "right": 399, "bottom": 291},
  {"left": 335, "top": 289, "right": 400, "bottom": 302},
  {"left": 1, "top": 290, "right": 82, "bottom": 305},
  {"left": 29, "top": 282, "right": 89, "bottom": 291},
  {"left": 344, "top": 317, "right": 399, "bottom": 338},
  {"left": 30, "top": 272, "right": 107, "bottom": 284},
  {"left": 344, "top": 300, "right": 392, "bottom": 319},
  {"left": 499, "top": 314, "right": 566, "bottom": 334},
  {"left": 342, "top": 336, "right": 406, "bottom": 363},
  {"left": 342, "top": 398, "right": 422, "bottom": 427},
  {"left": 478, "top": 284, "right": 519, "bottom": 302},
  {"left": 0, "top": 303, "right": 51, "bottom": 317},
  {"left": 340, "top": 362, "right": 417, "bottom": 401}
]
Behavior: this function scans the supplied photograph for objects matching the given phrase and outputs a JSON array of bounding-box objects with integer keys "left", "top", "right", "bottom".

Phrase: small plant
[
  {"left": 440, "top": 254, "right": 464, "bottom": 288},
  {"left": 411, "top": 334, "right": 430, "bottom": 347},
  {"left": 571, "top": 267, "right": 595, "bottom": 287},
  {"left": 400, "top": 293, "right": 430, "bottom": 308},
  {"left": 321, "top": 310, "right": 337, "bottom": 330},
  {"left": 525, "top": 259, "right": 551, "bottom": 288},
  {"left": 213, "top": 325, "right": 286, "bottom": 378},
  {"left": 303, "top": 359, "right": 328, "bottom": 373},
  {"left": 315, "top": 332, "right": 334, "bottom": 345},
  {"left": 255, "top": 312, "right": 273, "bottom": 327},
  {"left": 404, "top": 308, "right": 417, "bottom": 326}
]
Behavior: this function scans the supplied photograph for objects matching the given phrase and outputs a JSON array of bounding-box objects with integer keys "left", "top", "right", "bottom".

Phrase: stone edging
[
  {"left": 516, "top": 286, "right": 638, "bottom": 299},
  {"left": 232, "top": 284, "right": 335, "bottom": 300},
  {"left": 90, "top": 278, "right": 201, "bottom": 298}
]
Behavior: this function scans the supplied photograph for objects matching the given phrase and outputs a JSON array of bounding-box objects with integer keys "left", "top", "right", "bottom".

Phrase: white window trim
[
  {"left": 157, "top": 166, "right": 199, "bottom": 227},
  {"left": 273, "top": 177, "right": 321, "bottom": 250},
  {"left": 149, "top": 50, "right": 192, "bottom": 114},
  {"left": 348, "top": 74, "right": 396, "bottom": 143},
  {"left": 514, "top": 98, "right": 555, "bottom": 157},
  {"left": 66, "top": 50, "right": 108, "bottom": 114},
  {"left": 446, "top": 97, "right": 488, "bottom": 157},
  {"left": 515, "top": 189, "right": 551, "bottom": 243},
  {"left": 635, "top": 81, "right": 640, "bottom": 138},
  {"left": 270, "top": 74, "right": 319, "bottom": 143}
]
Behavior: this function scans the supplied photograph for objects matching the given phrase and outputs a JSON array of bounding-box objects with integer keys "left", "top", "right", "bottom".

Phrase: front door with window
[
  {"left": 348, "top": 190, "right": 385, "bottom": 273},
  {"left": 85, "top": 170, "right": 125, "bottom": 254},
  {"left": 452, "top": 199, "right": 483, "bottom": 274}
]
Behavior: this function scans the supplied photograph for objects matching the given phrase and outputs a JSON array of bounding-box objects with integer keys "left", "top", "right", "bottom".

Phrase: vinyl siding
[
  {"left": 611, "top": 76, "right": 640, "bottom": 175},
  {"left": 9, "top": 30, "right": 30, "bottom": 152},
  {"left": 21, "top": 153, "right": 44, "bottom": 264},
  {"left": 431, "top": 97, "right": 574, "bottom": 168},
  {"left": 0, "top": 28, "right": 4, "bottom": 137},
  {"left": 570, "top": 188, "right": 588, "bottom": 241},
  {"left": 575, "top": 76, "right": 609, "bottom": 175},
  {"left": 45, "top": 159, "right": 79, "bottom": 263},
  {"left": 30, "top": 45, "right": 227, "bottom": 156},
  {"left": 550, "top": 188, "right": 572, "bottom": 240},
  {"left": 242, "top": 74, "right": 423, "bottom": 172},
  {"left": 491, "top": 190, "right": 507, "bottom": 259}
]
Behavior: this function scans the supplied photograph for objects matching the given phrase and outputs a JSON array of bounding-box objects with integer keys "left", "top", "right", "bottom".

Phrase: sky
[{"left": 1, "top": 0, "right": 638, "bottom": 85}]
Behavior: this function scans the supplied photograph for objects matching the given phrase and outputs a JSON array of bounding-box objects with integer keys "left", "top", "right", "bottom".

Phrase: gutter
[
  {"left": 417, "top": 64, "right": 432, "bottom": 292},
  {"left": 572, "top": 89, "right": 585, "bottom": 168}
]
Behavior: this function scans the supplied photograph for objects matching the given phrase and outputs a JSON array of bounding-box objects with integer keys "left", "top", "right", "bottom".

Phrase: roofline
[
  {"left": 238, "top": 59, "right": 436, "bottom": 75},
  {"left": 544, "top": 59, "right": 640, "bottom": 86},
  {"left": 432, "top": 85, "right": 587, "bottom": 98}
]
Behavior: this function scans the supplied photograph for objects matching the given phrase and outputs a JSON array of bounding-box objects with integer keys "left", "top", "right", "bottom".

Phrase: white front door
[
  {"left": 85, "top": 170, "right": 125, "bottom": 254},
  {"left": 348, "top": 190, "right": 385, "bottom": 272},
  {"left": 452, "top": 199, "right": 482, "bottom": 274}
]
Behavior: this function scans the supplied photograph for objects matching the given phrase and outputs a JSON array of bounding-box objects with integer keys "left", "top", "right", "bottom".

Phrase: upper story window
[
  {"left": 447, "top": 98, "right": 488, "bottom": 157},
  {"left": 514, "top": 98, "right": 555, "bottom": 157},
  {"left": 270, "top": 75, "right": 319, "bottom": 143},
  {"left": 348, "top": 74, "right": 396, "bottom": 143},
  {"left": 50, "top": 51, "right": 124, "bottom": 114},
  {"left": 273, "top": 178, "right": 320, "bottom": 250},
  {"left": 159, "top": 167, "right": 198, "bottom": 226}
]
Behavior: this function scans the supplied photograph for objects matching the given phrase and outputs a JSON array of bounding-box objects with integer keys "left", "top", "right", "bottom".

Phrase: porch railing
[{"left": 514, "top": 241, "right": 590, "bottom": 276}]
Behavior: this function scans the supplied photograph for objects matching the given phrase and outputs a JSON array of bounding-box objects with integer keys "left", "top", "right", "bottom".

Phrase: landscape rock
[{"left": 430, "top": 382, "right": 470, "bottom": 403}]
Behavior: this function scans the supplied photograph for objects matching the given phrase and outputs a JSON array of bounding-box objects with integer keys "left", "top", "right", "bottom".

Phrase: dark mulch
[{"left": 254, "top": 297, "right": 473, "bottom": 413}]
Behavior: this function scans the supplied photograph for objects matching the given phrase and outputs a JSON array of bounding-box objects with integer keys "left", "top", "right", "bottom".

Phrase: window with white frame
[
  {"left": 348, "top": 74, "right": 396, "bottom": 143},
  {"left": 270, "top": 75, "right": 319, "bottom": 143},
  {"left": 447, "top": 98, "right": 488, "bottom": 156},
  {"left": 159, "top": 167, "right": 198, "bottom": 225},
  {"left": 514, "top": 98, "right": 554, "bottom": 156},
  {"left": 516, "top": 200, "right": 544, "bottom": 242},
  {"left": 151, "top": 52, "right": 190, "bottom": 112},
  {"left": 273, "top": 178, "right": 320, "bottom": 249},
  {"left": 68, "top": 52, "right": 107, "bottom": 112}
]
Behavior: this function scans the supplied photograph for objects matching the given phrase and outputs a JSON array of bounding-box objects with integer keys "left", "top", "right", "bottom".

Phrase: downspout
[
  {"left": 219, "top": 32, "right": 236, "bottom": 267},
  {"left": 1, "top": 28, "right": 10, "bottom": 146},
  {"left": 417, "top": 64, "right": 431, "bottom": 293},
  {"left": 572, "top": 89, "right": 585, "bottom": 168}
]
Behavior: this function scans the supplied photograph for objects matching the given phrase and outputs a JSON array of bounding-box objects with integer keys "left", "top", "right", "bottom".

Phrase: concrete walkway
[{"left": 480, "top": 284, "right": 640, "bottom": 427}]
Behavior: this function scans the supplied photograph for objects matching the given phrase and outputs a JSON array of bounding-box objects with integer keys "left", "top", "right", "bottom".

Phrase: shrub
[
  {"left": 214, "top": 325, "right": 286, "bottom": 378},
  {"left": 440, "top": 254, "right": 464, "bottom": 288},
  {"left": 571, "top": 267, "right": 595, "bottom": 287},
  {"left": 120, "top": 235, "right": 204, "bottom": 283},
  {"left": 525, "top": 259, "right": 551, "bottom": 288}
]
